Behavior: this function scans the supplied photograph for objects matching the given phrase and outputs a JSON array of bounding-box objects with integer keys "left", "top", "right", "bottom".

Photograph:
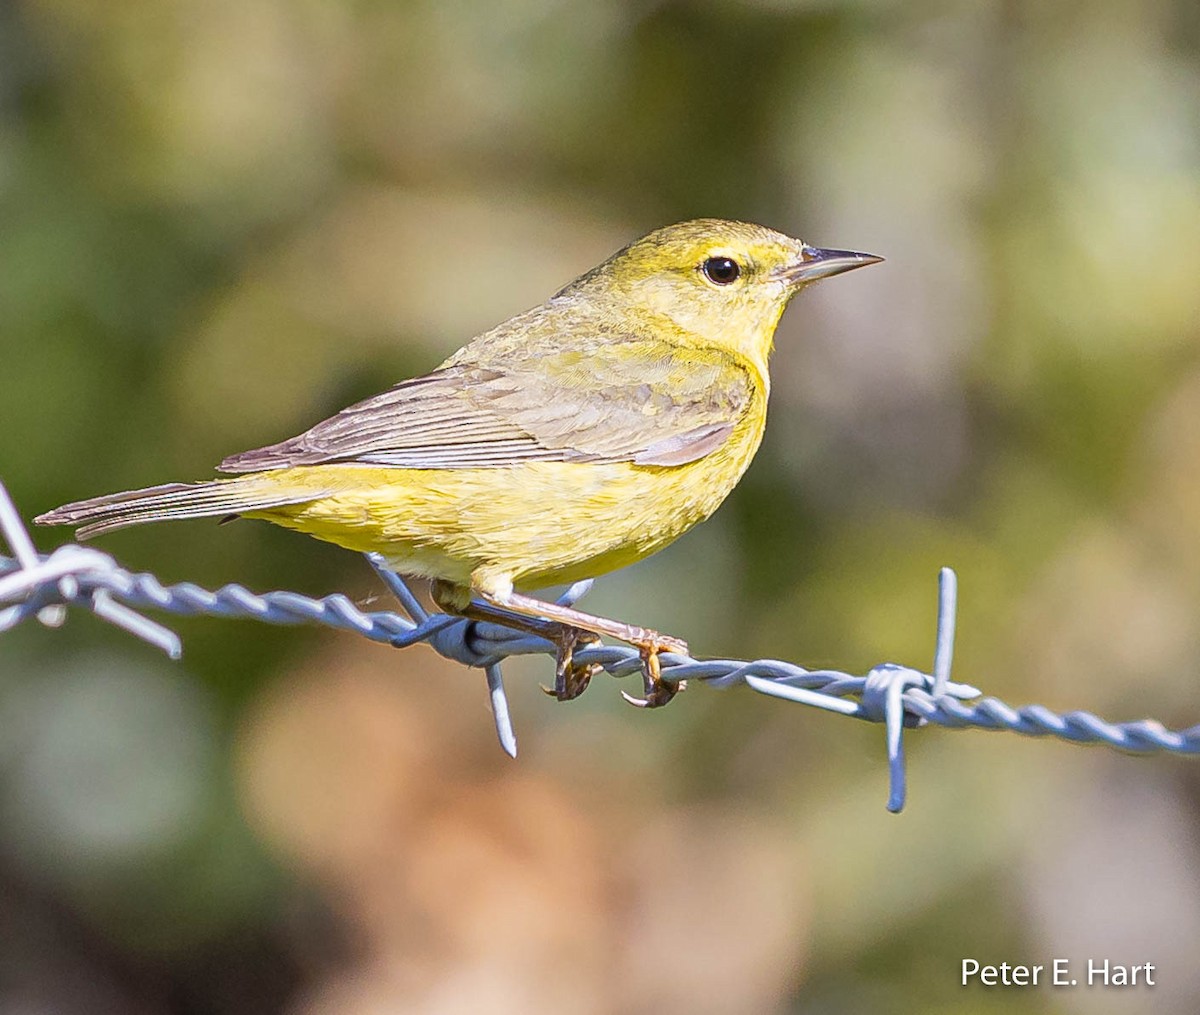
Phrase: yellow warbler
[{"left": 38, "top": 219, "right": 881, "bottom": 706}]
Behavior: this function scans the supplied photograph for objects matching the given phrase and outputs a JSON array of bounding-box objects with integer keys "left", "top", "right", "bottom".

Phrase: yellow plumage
[
  {"left": 37, "top": 218, "right": 880, "bottom": 705},
  {"left": 252, "top": 386, "right": 766, "bottom": 591}
]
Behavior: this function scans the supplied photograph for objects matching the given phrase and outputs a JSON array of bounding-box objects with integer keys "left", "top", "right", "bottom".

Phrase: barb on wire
[{"left": 3, "top": 481, "right": 1198, "bottom": 811}]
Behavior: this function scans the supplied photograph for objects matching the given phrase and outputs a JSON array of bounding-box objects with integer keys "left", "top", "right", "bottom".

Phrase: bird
[{"left": 37, "top": 219, "right": 881, "bottom": 707}]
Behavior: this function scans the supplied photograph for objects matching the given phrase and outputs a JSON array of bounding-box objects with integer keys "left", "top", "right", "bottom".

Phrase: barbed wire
[{"left": 3, "top": 480, "right": 1198, "bottom": 811}]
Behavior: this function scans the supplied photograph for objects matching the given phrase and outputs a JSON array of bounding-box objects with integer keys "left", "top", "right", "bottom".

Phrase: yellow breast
[{"left": 252, "top": 387, "right": 767, "bottom": 591}]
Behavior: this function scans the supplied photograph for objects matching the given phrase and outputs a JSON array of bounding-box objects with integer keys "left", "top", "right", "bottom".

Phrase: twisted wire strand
[{"left": 3, "top": 482, "right": 1197, "bottom": 811}]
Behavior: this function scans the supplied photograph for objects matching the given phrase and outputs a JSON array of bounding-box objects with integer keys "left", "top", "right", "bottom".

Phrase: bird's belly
[{"left": 256, "top": 417, "right": 763, "bottom": 590}]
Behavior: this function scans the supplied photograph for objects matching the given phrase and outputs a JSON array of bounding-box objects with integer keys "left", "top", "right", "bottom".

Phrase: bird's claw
[
  {"left": 620, "top": 635, "right": 687, "bottom": 708},
  {"left": 542, "top": 625, "right": 602, "bottom": 701}
]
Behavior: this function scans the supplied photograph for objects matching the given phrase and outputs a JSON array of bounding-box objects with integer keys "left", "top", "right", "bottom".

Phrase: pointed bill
[{"left": 776, "top": 246, "right": 884, "bottom": 285}]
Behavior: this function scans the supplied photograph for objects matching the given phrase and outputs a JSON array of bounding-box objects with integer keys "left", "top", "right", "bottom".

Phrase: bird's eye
[{"left": 701, "top": 256, "right": 741, "bottom": 285}]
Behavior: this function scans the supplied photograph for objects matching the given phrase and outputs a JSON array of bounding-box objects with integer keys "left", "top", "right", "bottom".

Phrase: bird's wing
[{"left": 218, "top": 339, "right": 754, "bottom": 473}]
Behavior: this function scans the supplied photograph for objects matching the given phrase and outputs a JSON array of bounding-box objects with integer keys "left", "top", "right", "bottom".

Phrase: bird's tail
[{"left": 35, "top": 476, "right": 325, "bottom": 540}]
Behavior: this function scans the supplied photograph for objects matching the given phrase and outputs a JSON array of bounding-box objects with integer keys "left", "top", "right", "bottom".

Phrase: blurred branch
[{"left": 3, "top": 481, "right": 1197, "bottom": 812}]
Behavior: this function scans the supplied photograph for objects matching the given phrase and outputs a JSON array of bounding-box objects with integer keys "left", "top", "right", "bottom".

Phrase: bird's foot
[
  {"left": 620, "top": 633, "right": 688, "bottom": 708},
  {"left": 540, "top": 625, "right": 603, "bottom": 701}
]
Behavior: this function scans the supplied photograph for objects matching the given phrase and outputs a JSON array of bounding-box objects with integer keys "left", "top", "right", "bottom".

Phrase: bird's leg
[
  {"left": 430, "top": 581, "right": 600, "bottom": 701},
  {"left": 471, "top": 581, "right": 689, "bottom": 709}
]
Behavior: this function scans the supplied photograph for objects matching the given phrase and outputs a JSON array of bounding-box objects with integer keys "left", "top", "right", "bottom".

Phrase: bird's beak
[{"left": 777, "top": 246, "right": 884, "bottom": 285}]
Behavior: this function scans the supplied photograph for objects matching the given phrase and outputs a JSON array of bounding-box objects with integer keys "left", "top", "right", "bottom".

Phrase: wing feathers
[
  {"left": 634, "top": 422, "right": 735, "bottom": 466},
  {"left": 219, "top": 337, "right": 753, "bottom": 474}
]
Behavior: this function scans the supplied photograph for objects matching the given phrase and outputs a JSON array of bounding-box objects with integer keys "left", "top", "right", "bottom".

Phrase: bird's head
[{"left": 566, "top": 218, "right": 882, "bottom": 379}]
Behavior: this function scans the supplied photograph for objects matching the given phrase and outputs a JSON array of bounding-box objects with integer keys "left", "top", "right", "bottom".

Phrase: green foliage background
[{"left": 3, "top": 1, "right": 1200, "bottom": 1012}]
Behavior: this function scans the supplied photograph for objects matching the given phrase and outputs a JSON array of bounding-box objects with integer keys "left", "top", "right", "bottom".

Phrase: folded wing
[{"left": 219, "top": 337, "right": 752, "bottom": 473}]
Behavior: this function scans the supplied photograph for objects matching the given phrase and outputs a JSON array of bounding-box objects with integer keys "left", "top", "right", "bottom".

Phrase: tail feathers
[{"left": 35, "top": 479, "right": 325, "bottom": 540}]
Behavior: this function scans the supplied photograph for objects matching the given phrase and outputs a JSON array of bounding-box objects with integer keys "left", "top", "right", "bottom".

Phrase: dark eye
[{"left": 702, "top": 256, "right": 741, "bottom": 285}]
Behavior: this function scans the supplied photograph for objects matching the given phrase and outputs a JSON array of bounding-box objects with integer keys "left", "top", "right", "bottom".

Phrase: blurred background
[{"left": 2, "top": 0, "right": 1200, "bottom": 1011}]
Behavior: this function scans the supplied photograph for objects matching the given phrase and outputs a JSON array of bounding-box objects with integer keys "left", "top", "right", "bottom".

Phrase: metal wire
[{"left": 3, "top": 481, "right": 1197, "bottom": 811}]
